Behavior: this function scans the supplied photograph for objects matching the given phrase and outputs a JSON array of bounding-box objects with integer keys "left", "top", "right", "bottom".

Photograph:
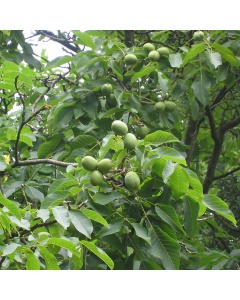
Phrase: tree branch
[
  {"left": 205, "top": 105, "right": 219, "bottom": 142},
  {"left": 14, "top": 104, "right": 51, "bottom": 164},
  {"left": 220, "top": 114, "right": 240, "bottom": 135},
  {"left": 213, "top": 166, "right": 240, "bottom": 181},
  {"left": 11, "top": 158, "right": 78, "bottom": 169},
  {"left": 36, "top": 30, "right": 79, "bottom": 53}
]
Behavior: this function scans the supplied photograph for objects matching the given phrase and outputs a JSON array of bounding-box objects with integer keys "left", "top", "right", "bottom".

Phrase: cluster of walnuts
[{"left": 81, "top": 119, "right": 141, "bottom": 191}]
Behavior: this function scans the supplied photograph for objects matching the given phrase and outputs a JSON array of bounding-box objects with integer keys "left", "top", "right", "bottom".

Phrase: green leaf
[
  {"left": 46, "top": 237, "right": 81, "bottom": 257},
  {"left": 209, "top": 52, "right": 222, "bottom": 68},
  {"left": 184, "top": 169, "right": 203, "bottom": 196},
  {"left": 92, "top": 192, "right": 123, "bottom": 205},
  {"left": 25, "top": 185, "right": 44, "bottom": 202},
  {"left": 155, "top": 205, "right": 185, "bottom": 235},
  {"left": 144, "top": 130, "right": 179, "bottom": 146},
  {"left": 0, "top": 162, "right": 7, "bottom": 171},
  {"left": 131, "top": 66, "right": 155, "bottom": 82},
  {"left": 191, "top": 74, "right": 211, "bottom": 106},
  {"left": 46, "top": 56, "right": 73, "bottom": 69},
  {"left": 37, "top": 245, "right": 60, "bottom": 270},
  {"left": 181, "top": 43, "right": 208, "bottom": 66},
  {"left": 147, "top": 225, "right": 180, "bottom": 270},
  {"left": 158, "top": 72, "right": 169, "bottom": 96},
  {"left": 108, "top": 58, "right": 123, "bottom": 81},
  {"left": 212, "top": 42, "right": 239, "bottom": 67},
  {"left": 168, "top": 165, "right": 189, "bottom": 198},
  {"left": 38, "top": 134, "right": 63, "bottom": 158},
  {"left": 37, "top": 209, "right": 50, "bottom": 222},
  {"left": 0, "top": 194, "right": 22, "bottom": 220},
  {"left": 162, "top": 161, "right": 176, "bottom": 183},
  {"left": 203, "top": 194, "right": 236, "bottom": 225},
  {"left": 186, "top": 189, "right": 206, "bottom": 216},
  {"left": 52, "top": 206, "right": 70, "bottom": 229},
  {"left": 9, "top": 216, "right": 30, "bottom": 230},
  {"left": 81, "top": 208, "right": 109, "bottom": 227},
  {"left": 169, "top": 53, "right": 182, "bottom": 68},
  {"left": 68, "top": 210, "right": 93, "bottom": 238},
  {"left": 183, "top": 196, "right": 199, "bottom": 238},
  {"left": 131, "top": 223, "right": 151, "bottom": 245},
  {"left": 97, "top": 219, "right": 124, "bottom": 238},
  {"left": 48, "top": 178, "right": 79, "bottom": 194},
  {"left": 80, "top": 240, "right": 114, "bottom": 270},
  {"left": 3, "top": 242, "right": 21, "bottom": 256},
  {"left": 70, "top": 135, "right": 97, "bottom": 151},
  {"left": 73, "top": 31, "right": 96, "bottom": 50},
  {"left": 0, "top": 211, "right": 12, "bottom": 233},
  {"left": 157, "top": 146, "right": 187, "bottom": 165},
  {"left": 21, "top": 53, "right": 42, "bottom": 70},
  {"left": 41, "top": 191, "right": 69, "bottom": 209},
  {"left": 53, "top": 105, "right": 74, "bottom": 131},
  {"left": 24, "top": 249, "right": 40, "bottom": 270}
]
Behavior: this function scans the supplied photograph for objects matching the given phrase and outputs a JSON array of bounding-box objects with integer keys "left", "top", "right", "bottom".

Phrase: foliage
[{"left": 0, "top": 30, "right": 240, "bottom": 270}]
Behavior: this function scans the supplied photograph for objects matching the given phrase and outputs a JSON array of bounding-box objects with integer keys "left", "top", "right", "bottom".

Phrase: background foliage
[{"left": 0, "top": 30, "right": 240, "bottom": 270}]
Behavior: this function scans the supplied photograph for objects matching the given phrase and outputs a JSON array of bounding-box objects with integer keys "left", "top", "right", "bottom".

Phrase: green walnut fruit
[
  {"left": 82, "top": 156, "right": 98, "bottom": 171},
  {"left": 90, "top": 170, "right": 104, "bottom": 186},
  {"left": 123, "top": 133, "right": 138, "bottom": 150},
  {"left": 101, "top": 83, "right": 112, "bottom": 96},
  {"left": 124, "top": 54, "right": 138, "bottom": 65},
  {"left": 135, "top": 125, "right": 149, "bottom": 139},
  {"left": 106, "top": 94, "right": 117, "bottom": 105},
  {"left": 157, "top": 47, "right": 169, "bottom": 55},
  {"left": 143, "top": 43, "right": 155, "bottom": 53},
  {"left": 193, "top": 30, "right": 204, "bottom": 41},
  {"left": 148, "top": 50, "right": 160, "bottom": 62},
  {"left": 111, "top": 120, "right": 128, "bottom": 136},
  {"left": 97, "top": 158, "right": 113, "bottom": 174},
  {"left": 124, "top": 171, "right": 140, "bottom": 191},
  {"left": 154, "top": 102, "right": 166, "bottom": 112},
  {"left": 164, "top": 101, "right": 177, "bottom": 112}
]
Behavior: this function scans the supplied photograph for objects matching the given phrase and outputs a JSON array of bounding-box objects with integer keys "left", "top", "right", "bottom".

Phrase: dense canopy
[{"left": 0, "top": 30, "right": 240, "bottom": 270}]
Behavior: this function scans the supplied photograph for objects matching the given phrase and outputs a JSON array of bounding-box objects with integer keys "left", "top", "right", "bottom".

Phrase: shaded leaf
[
  {"left": 97, "top": 219, "right": 124, "bottom": 238},
  {"left": 52, "top": 206, "right": 70, "bottom": 229},
  {"left": 81, "top": 208, "right": 109, "bottom": 227},
  {"left": 131, "top": 223, "right": 151, "bottom": 245},
  {"left": 3, "top": 242, "right": 21, "bottom": 256},
  {"left": 155, "top": 205, "right": 185, "bottom": 235},
  {"left": 183, "top": 196, "right": 199, "bottom": 238},
  {"left": 37, "top": 209, "right": 50, "bottom": 222},
  {"left": 73, "top": 31, "right": 96, "bottom": 50},
  {"left": 169, "top": 53, "right": 182, "bottom": 68},
  {"left": 80, "top": 240, "right": 114, "bottom": 269},
  {"left": 147, "top": 225, "right": 180, "bottom": 270},
  {"left": 92, "top": 192, "right": 122, "bottom": 205},
  {"left": 24, "top": 249, "right": 40, "bottom": 270},
  {"left": 203, "top": 194, "right": 236, "bottom": 225},
  {"left": 209, "top": 52, "right": 222, "bottom": 68},
  {"left": 131, "top": 66, "right": 155, "bottom": 82},
  {"left": 0, "top": 194, "right": 21, "bottom": 220},
  {"left": 181, "top": 43, "right": 207, "bottom": 66},
  {"left": 46, "top": 237, "right": 81, "bottom": 257},
  {"left": 70, "top": 135, "right": 97, "bottom": 151},
  {"left": 168, "top": 165, "right": 189, "bottom": 198},
  {"left": 192, "top": 74, "right": 211, "bottom": 106},
  {"left": 41, "top": 191, "right": 70, "bottom": 209},
  {"left": 38, "top": 134, "right": 63, "bottom": 158},
  {"left": 144, "top": 130, "right": 179, "bottom": 146},
  {"left": 46, "top": 56, "right": 73, "bottom": 69},
  {"left": 212, "top": 43, "right": 239, "bottom": 67},
  {"left": 37, "top": 245, "right": 60, "bottom": 270},
  {"left": 68, "top": 210, "right": 93, "bottom": 238}
]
